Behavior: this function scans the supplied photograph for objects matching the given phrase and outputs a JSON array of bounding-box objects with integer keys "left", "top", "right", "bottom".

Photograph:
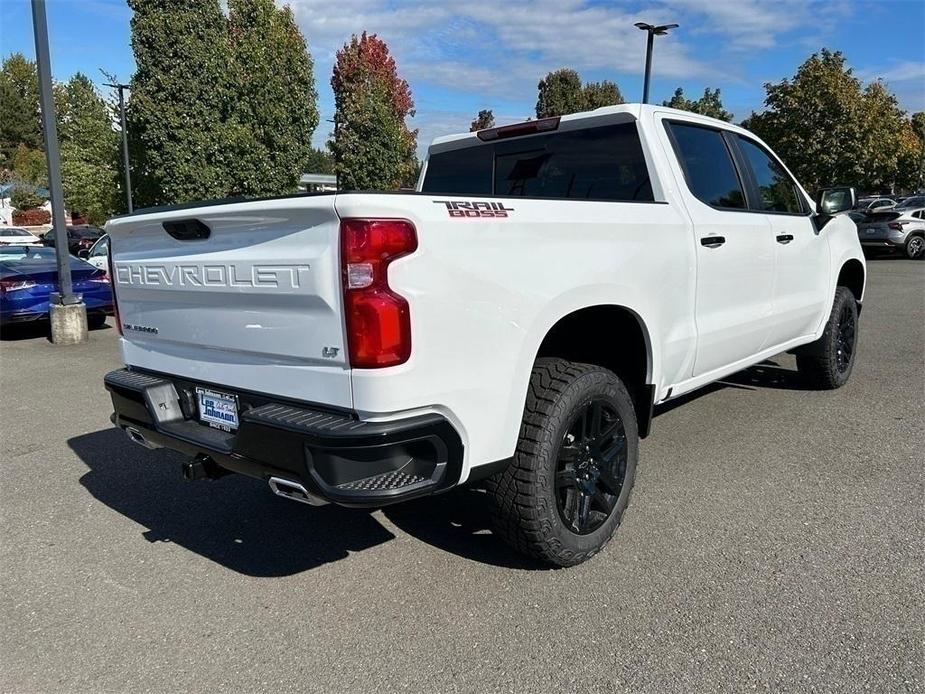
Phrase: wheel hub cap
[{"left": 554, "top": 399, "right": 628, "bottom": 535}]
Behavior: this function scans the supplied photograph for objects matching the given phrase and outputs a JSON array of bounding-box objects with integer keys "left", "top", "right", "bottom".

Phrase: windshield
[
  {"left": 0, "top": 228, "right": 33, "bottom": 237},
  {"left": 896, "top": 196, "right": 925, "bottom": 209}
]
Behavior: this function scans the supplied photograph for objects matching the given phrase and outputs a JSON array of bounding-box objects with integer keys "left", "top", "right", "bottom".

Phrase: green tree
[
  {"left": 55, "top": 74, "right": 120, "bottom": 224},
  {"left": 908, "top": 112, "right": 925, "bottom": 191},
  {"left": 331, "top": 32, "right": 417, "bottom": 190},
  {"left": 744, "top": 49, "right": 913, "bottom": 192},
  {"left": 227, "top": 0, "right": 319, "bottom": 196},
  {"left": 470, "top": 109, "right": 495, "bottom": 132},
  {"left": 305, "top": 147, "right": 334, "bottom": 175},
  {"left": 895, "top": 113, "right": 924, "bottom": 192},
  {"left": 10, "top": 143, "right": 46, "bottom": 185},
  {"left": 536, "top": 69, "right": 585, "bottom": 118},
  {"left": 0, "top": 53, "right": 41, "bottom": 168},
  {"left": 583, "top": 80, "right": 623, "bottom": 109},
  {"left": 537, "top": 70, "right": 624, "bottom": 117},
  {"left": 127, "top": 0, "right": 239, "bottom": 206},
  {"left": 663, "top": 87, "right": 732, "bottom": 121}
]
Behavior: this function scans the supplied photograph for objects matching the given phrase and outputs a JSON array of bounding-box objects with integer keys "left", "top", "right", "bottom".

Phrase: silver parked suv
[{"left": 856, "top": 196, "right": 925, "bottom": 259}]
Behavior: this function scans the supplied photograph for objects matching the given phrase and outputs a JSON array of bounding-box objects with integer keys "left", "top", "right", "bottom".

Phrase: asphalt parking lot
[{"left": 1, "top": 258, "right": 922, "bottom": 693}]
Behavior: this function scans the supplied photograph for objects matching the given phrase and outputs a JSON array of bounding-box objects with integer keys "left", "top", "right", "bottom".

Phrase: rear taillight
[
  {"left": 107, "top": 242, "right": 122, "bottom": 335},
  {"left": 340, "top": 218, "right": 417, "bottom": 368},
  {"left": 888, "top": 222, "right": 905, "bottom": 231}
]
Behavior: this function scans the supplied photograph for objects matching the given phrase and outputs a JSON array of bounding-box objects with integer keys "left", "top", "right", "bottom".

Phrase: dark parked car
[
  {"left": 0, "top": 245, "right": 112, "bottom": 328},
  {"left": 41, "top": 225, "right": 105, "bottom": 255}
]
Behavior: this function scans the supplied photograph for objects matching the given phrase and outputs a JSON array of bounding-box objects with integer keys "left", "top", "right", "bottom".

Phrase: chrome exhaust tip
[
  {"left": 125, "top": 426, "right": 159, "bottom": 449},
  {"left": 268, "top": 476, "right": 327, "bottom": 506}
]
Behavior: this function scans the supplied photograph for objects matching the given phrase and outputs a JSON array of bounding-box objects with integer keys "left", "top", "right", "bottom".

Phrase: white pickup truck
[{"left": 104, "top": 104, "right": 865, "bottom": 566}]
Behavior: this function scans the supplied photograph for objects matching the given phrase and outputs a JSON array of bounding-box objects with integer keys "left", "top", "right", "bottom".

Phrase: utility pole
[
  {"left": 634, "top": 22, "right": 679, "bottom": 104},
  {"left": 31, "top": 0, "right": 87, "bottom": 344},
  {"left": 105, "top": 82, "right": 133, "bottom": 213}
]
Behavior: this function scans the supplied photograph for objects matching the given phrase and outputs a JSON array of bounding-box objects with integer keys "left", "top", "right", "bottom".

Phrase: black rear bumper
[{"left": 104, "top": 368, "right": 464, "bottom": 507}]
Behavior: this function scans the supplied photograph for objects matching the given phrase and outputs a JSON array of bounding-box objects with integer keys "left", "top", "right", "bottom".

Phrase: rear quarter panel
[{"left": 336, "top": 192, "right": 694, "bottom": 478}]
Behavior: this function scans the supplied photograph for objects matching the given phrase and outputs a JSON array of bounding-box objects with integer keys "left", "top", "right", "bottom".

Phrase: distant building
[{"left": 299, "top": 173, "right": 337, "bottom": 193}]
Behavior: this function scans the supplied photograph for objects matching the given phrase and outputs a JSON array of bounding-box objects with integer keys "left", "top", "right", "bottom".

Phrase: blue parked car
[{"left": 0, "top": 245, "right": 113, "bottom": 328}]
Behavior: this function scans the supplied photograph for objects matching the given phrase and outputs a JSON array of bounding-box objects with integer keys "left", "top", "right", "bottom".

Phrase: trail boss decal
[{"left": 434, "top": 200, "right": 514, "bottom": 218}]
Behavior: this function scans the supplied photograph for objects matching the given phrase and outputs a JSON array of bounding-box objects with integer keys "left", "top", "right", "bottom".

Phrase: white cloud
[
  {"left": 285, "top": 0, "right": 886, "bottom": 151},
  {"left": 858, "top": 61, "right": 925, "bottom": 84}
]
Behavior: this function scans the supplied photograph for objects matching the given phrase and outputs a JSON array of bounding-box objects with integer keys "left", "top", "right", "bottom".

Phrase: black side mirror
[
  {"left": 816, "top": 186, "right": 856, "bottom": 215},
  {"left": 814, "top": 186, "right": 856, "bottom": 230},
  {"left": 77, "top": 249, "right": 90, "bottom": 259}
]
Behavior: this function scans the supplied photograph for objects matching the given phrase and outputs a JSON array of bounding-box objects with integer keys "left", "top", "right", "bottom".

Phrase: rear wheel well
[
  {"left": 535, "top": 305, "right": 653, "bottom": 436},
  {"left": 837, "top": 259, "right": 865, "bottom": 303}
]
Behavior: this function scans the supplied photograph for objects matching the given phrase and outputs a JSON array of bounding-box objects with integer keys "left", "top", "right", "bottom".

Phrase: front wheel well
[
  {"left": 837, "top": 259, "right": 865, "bottom": 303},
  {"left": 535, "top": 305, "right": 653, "bottom": 437}
]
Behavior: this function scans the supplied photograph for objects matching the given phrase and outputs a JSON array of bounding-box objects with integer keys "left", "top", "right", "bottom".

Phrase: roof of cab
[{"left": 429, "top": 102, "right": 750, "bottom": 150}]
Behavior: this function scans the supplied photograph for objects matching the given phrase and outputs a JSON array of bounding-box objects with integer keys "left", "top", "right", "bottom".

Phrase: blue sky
[{"left": 2, "top": 0, "right": 923, "bottom": 156}]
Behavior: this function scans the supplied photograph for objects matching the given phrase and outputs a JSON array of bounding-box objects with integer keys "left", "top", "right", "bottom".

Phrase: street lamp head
[
  {"left": 635, "top": 21, "right": 679, "bottom": 35},
  {"left": 635, "top": 20, "right": 679, "bottom": 104},
  {"left": 654, "top": 23, "right": 679, "bottom": 35}
]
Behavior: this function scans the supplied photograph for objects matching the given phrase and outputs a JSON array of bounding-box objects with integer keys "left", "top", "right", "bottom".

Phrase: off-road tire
[
  {"left": 485, "top": 358, "right": 638, "bottom": 567},
  {"left": 796, "top": 286, "right": 858, "bottom": 389}
]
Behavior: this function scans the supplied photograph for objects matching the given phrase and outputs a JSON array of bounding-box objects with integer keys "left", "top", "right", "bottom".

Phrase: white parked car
[
  {"left": 79, "top": 233, "right": 110, "bottom": 274},
  {"left": 856, "top": 197, "right": 895, "bottom": 212},
  {"left": 103, "top": 104, "right": 866, "bottom": 566},
  {"left": 0, "top": 227, "right": 42, "bottom": 246}
]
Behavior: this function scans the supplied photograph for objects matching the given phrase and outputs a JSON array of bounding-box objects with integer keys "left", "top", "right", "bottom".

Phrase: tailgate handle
[{"left": 163, "top": 219, "right": 211, "bottom": 241}]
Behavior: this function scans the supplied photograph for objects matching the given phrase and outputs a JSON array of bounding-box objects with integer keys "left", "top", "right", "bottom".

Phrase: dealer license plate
[{"left": 196, "top": 387, "right": 239, "bottom": 431}]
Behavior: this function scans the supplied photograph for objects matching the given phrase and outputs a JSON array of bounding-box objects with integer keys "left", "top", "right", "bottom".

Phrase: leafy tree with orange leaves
[{"left": 331, "top": 32, "right": 417, "bottom": 190}]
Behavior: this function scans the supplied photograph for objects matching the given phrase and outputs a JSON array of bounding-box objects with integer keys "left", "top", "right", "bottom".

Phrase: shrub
[
  {"left": 9, "top": 184, "right": 45, "bottom": 211},
  {"left": 11, "top": 207, "right": 50, "bottom": 226}
]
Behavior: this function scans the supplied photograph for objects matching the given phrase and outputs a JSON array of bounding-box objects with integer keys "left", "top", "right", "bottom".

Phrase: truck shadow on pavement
[
  {"left": 69, "top": 428, "right": 394, "bottom": 577},
  {"left": 69, "top": 428, "right": 544, "bottom": 576}
]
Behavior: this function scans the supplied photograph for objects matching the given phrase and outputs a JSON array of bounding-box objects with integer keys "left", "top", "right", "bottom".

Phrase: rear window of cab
[{"left": 422, "top": 122, "right": 654, "bottom": 202}]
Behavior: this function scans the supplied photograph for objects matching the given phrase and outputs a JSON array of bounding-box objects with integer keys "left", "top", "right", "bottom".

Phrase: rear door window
[
  {"left": 422, "top": 122, "right": 653, "bottom": 202},
  {"left": 666, "top": 122, "right": 746, "bottom": 209}
]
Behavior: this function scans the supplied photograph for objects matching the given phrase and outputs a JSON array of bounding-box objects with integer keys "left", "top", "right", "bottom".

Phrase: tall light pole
[
  {"left": 634, "top": 22, "right": 679, "bottom": 104},
  {"left": 31, "top": 0, "right": 87, "bottom": 343},
  {"left": 105, "top": 82, "right": 133, "bottom": 213}
]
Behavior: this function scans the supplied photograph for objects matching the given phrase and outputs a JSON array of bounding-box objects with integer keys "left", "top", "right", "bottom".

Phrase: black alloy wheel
[
  {"left": 555, "top": 399, "right": 627, "bottom": 535},
  {"left": 834, "top": 301, "right": 856, "bottom": 374}
]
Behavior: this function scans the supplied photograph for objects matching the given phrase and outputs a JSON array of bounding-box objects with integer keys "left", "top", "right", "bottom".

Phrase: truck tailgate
[{"left": 106, "top": 195, "right": 351, "bottom": 408}]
